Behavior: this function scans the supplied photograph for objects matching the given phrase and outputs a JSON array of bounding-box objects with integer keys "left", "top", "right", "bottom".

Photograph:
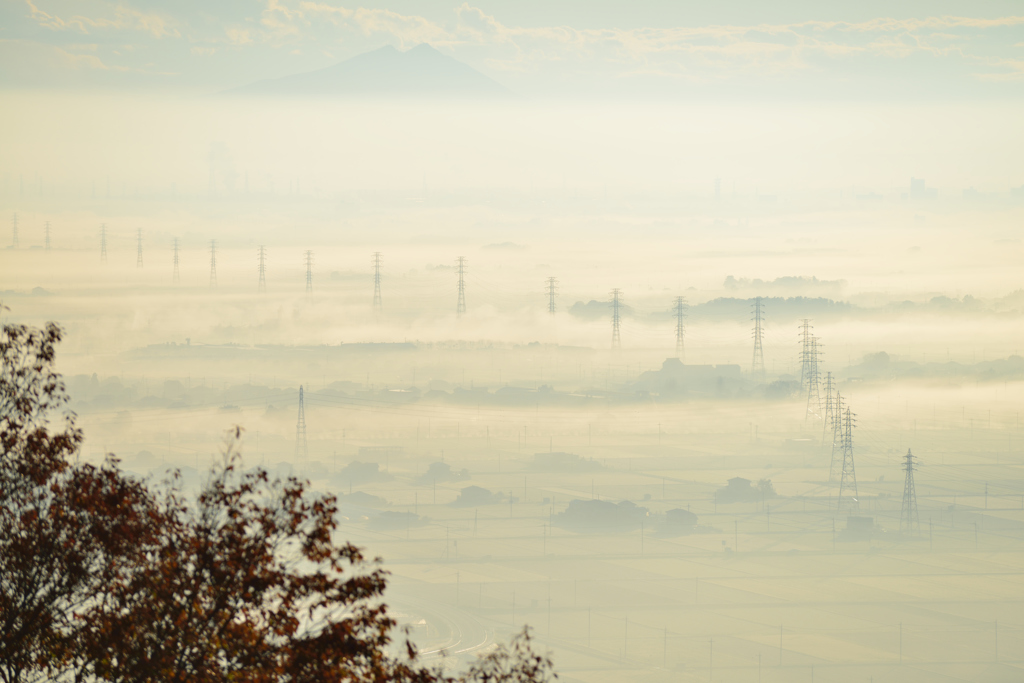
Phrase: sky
[{"left": 2, "top": 0, "right": 1023, "bottom": 98}]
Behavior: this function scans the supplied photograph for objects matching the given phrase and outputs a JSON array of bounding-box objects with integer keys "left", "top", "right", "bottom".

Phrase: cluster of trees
[{"left": 0, "top": 318, "right": 556, "bottom": 683}]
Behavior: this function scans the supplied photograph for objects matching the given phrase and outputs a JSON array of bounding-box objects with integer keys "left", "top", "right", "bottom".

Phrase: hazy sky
[{"left": 2, "top": 0, "right": 1023, "bottom": 98}]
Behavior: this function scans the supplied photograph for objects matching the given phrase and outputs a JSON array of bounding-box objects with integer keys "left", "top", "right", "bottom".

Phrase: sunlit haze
[{"left": 3, "top": 1, "right": 1024, "bottom": 681}]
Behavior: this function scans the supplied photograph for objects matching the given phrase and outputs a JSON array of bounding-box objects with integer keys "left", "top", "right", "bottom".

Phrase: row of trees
[{"left": 0, "top": 317, "right": 555, "bottom": 683}]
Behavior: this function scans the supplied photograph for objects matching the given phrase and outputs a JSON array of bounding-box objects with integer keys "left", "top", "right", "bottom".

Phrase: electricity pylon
[
  {"left": 44, "top": 221, "right": 51, "bottom": 251},
  {"left": 11, "top": 213, "right": 18, "bottom": 249},
  {"left": 674, "top": 296, "right": 687, "bottom": 360},
  {"left": 209, "top": 240, "right": 217, "bottom": 288},
  {"left": 611, "top": 288, "right": 622, "bottom": 351},
  {"left": 821, "top": 371, "right": 835, "bottom": 444},
  {"left": 100, "top": 224, "right": 108, "bottom": 263},
  {"left": 828, "top": 389, "right": 844, "bottom": 482},
  {"left": 456, "top": 256, "right": 467, "bottom": 317},
  {"left": 257, "top": 245, "right": 267, "bottom": 293},
  {"left": 372, "top": 252, "right": 383, "bottom": 313},
  {"left": 295, "top": 385, "right": 308, "bottom": 461},
  {"left": 172, "top": 238, "right": 180, "bottom": 284},
  {"left": 799, "top": 320, "right": 813, "bottom": 389},
  {"left": 837, "top": 406, "right": 858, "bottom": 511},
  {"left": 899, "top": 449, "right": 920, "bottom": 537},
  {"left": 804, "top": 335, "right": 822, "bottom": 421},
  {"left": 304, "top": 250, "right": 313, "bottom": 296},
  {"left": 546, "top": 276, "right": 558, "bottom": 315},
  {"left": 751, "top": 297, "right": 765, "bottom": 383},
  {"left": 136, "top": 228, "right": 143, "bottom": 268}
]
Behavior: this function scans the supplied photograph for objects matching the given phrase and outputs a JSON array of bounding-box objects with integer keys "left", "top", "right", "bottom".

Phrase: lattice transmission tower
[
  {"left": 611, "top": 288, "right": 622, "bottom": 351},
  {"left": 295, "top": 385, "right": 308, "bottom": 461},
  {"left": 44, "top": 221, "right": 51, "bottom": 251},
  {"left": 751, "top": 297, "right": 765, "bottom": 383},
  {"left": 798, "top": 331, "right": 823, "bottom": 421},
  {"left": 837, "top": 406, "right": 858, "bottom": 511},
  {"left": 546, "top": 276, "right": 558, "bottom": 315},
  {"left": 828, "top": 389, "right": 844, "bottom": 482},
  {"left": 372, "top": 252, "right": 383, "bottom": 313},
  {"left": 304, "top": 250, "right": 313, "bottom": 296},
  {"left": 257, "top": 245, "right": 267, "bottom": 293},
  {"left": 100, "top": 224, "right": 108, "bottom": 263},
  {"left": 456, "top": 256, "right": 467, "bottom": 317},
  {"left": 821, "top": 371, "right": 835, "bottom": 444},
  {"left": 674, "top": 296, "right": 687, "bottom": 360},
  {"left": 209, "top": 240, "right": 217, "bottom": 288},
  {"left": 900, "top": 449, "right": 920, "bottom": 536},
  {"left": 11, "top": 213, "right": 18, "bottom": 249},
  {"left": 172, "top": 238, "right": 180, "bottom": 284}
]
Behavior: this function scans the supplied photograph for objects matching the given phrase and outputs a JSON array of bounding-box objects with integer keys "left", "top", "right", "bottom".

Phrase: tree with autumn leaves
[{"left": 0, "top": 317, "right": 555, "bottom": 683}]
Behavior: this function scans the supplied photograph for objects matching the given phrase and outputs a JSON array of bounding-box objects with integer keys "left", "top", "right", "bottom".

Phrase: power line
[
  {"left": 456, "top": 256, "right": 467, "bottom": 317},
  {"left": 751, "top": 297, "right": 765, "bottom": 383},
  {"left": 900, "top": 449, "right": 920, "bottom": 537},
  {"left": 546, "top": 276, "right": 558, "bottom": 315},
  {"left": 611, "top": 288, "right": 622, "bottom": 351},
  {"left": 372, "top": 252, "right": 383, "bottom": 313},
  {"left": 257, "top": 245, "right": 267, "bottom": 293},
  {"left": 673, "top": 296, "right": 687, "bottom": 360},
  {"left": 136, "top": 228, "right": 143, "bottom": 268}
]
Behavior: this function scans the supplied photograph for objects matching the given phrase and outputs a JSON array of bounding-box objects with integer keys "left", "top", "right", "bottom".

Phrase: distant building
[
  {"left": 907, "top": 177, "right": 937, "bottom": 200},
  {"left": 633, "top": 357, "right": 744, "bottom": 398}
]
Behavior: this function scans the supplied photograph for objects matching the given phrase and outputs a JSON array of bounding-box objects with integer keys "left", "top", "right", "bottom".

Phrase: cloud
[
  {"left": 7, "top": 1, "right": 1024, "bottom": 91},
  {"left": 25, "top": 0, "right": 178, "bottom": 38}
]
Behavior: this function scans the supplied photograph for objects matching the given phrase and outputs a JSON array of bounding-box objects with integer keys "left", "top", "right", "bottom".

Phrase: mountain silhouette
[{"left": 226, "top": 44, "right": 511, "bottom": 98}]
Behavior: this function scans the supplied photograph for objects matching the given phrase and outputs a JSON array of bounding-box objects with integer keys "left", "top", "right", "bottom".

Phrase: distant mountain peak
[{"left": 225, "top": 44, "right": 511, "bottom": 99}]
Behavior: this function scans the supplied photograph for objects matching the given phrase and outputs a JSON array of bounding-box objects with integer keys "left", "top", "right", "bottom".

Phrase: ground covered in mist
[{"left": 4, "top": 96, "right": 1024, "bottom": 682}]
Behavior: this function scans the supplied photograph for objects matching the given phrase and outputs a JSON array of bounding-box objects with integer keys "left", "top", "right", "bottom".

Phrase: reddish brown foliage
[{"left": 1, "top": 317, "right": 555, "bottom": 683}]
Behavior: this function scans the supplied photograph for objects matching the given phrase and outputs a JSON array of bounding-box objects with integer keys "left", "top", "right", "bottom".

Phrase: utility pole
[
  {"left": 10, "top": 213, "right": 18, "bottom": 249},
  {"left": 900, "top": 449, "right": 920, "bottom": 536},
  {"left": 136, "top": 228, "right": 143, "bottom": 268},
  {"left": 751, "top": 297, "right": 765, "bottom": 383},
  {"left": 837, "top": 406, "right": 858, "bottom": 511},
  {"left": 304, "top": 249, "right": 313, "bottom": 296},
  {"left": 44, "top": 221, "right": 50, "bottom": 251},
  {"left": 209, "top": 239, "right": 217, "bottom": 288},
  {"left": 456, "top": 256, "right": 467, "bottom": 317},
  {"left": 611, "top": 288, "right": 622, "bottom": 351},
  {"left": 546, "top": 276, "right": 558, "bottom": 315},
  {"left": 674, "top": 296, "right": 687, "bottom": 360},
  {"left": 295, "top": 385, "right": 308, "bottom": 461},
  {"left": 257, "top": 245, "right": 267, "bottom": 293},
  {"left": 100, "top": 224, "right": 108, "bottom": 263},
  {"left": 172, "top": 238, "right": 180, "bottom": 284},
  {"left": 372, "top": 252, "right": 383, "bottom": 313}
]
